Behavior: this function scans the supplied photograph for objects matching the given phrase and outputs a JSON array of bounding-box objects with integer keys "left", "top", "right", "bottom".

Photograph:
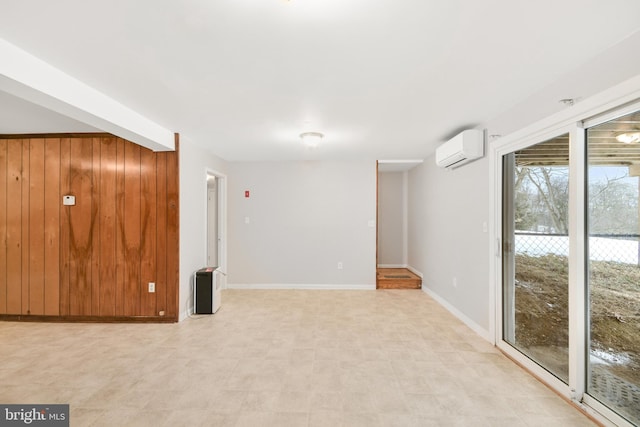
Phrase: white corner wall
[
  {"left": 378, "top": 171, "right": 406, "bottom": 266},
  {"left": 408, "top": 158, "right": 491, "bottom": 337},
  {"left": 227, "top": 160, "right": 377, "bottom": 288},
  {"left": 179, "top": 138, "right": 228, "bottom": 320}
]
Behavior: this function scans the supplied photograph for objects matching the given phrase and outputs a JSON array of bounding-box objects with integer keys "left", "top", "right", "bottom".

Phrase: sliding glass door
[
  {"left": 500, "top": 105, "right": 640, "bottom": 426},
  {"left": 503, "top": 134, "right": 570, "bottom": 383},
  {"left": 586, "top": 110, "right": 640, "bottom": 425}
]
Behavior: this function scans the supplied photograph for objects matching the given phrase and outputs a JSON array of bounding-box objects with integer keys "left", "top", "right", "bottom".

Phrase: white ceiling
[
  {"left": 1, "top": 1, "right": 640, "bottom": 162},
  {"left": 0, "top": 90, "right": 99, "bottom": 134}
]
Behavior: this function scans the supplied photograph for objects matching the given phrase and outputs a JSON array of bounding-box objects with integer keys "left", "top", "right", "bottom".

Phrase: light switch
[
  {"left": 245, "top": 217, "right": 250, "bottom": 224},
  {"left": 63, "top": 195, "right": 75, "bottom": 206}
]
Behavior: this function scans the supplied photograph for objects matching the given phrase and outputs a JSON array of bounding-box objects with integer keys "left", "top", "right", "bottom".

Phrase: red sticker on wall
[{"left": 245, "top": 190, "right": 250, "bottom": 198}]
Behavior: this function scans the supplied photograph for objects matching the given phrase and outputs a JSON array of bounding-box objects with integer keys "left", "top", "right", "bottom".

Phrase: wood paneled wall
[{"left": 0, "top": 135, "right": 179, "bottom": 320}]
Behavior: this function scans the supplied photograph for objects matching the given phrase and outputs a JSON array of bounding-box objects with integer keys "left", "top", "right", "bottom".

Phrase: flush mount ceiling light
[
  {"left": 299, "top": 131, "right": 323, "bottom": 148},
  {"left": 616, "top": 131, "right": 640, "bottom": 144}
]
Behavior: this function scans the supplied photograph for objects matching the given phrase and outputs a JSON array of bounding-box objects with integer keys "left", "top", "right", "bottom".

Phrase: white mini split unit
[{"left": 435, "top": 129, "right": 484, "bottom": 169}]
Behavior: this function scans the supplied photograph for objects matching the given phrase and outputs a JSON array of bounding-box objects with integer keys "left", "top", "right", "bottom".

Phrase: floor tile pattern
[{"left": 0, "top": 290, "right": 596, "bottom": 426}]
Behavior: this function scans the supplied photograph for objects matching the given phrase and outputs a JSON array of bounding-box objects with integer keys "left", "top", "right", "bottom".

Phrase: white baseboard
[
  {"left": 226, "top": 283, "right": 376, "bottom": 290},
  {"left": 406, "top": 265, "right": 423, "bottom": 278},
  {"left": 421, "top": 287, "right": 492, "bottom": 343}
]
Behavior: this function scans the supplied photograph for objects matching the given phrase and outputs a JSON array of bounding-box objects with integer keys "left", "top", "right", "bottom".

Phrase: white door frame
[
  {"left": 489, "top": 74, "right": 640, "bottom": 427},
  {"left": 205, "top": 168, "right": 227, "bottom": 289}
]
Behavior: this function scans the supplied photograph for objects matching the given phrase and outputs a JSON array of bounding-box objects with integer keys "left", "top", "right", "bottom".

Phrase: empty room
[{"left": 1, "top": 1, "right": 640, "bottom": 426}]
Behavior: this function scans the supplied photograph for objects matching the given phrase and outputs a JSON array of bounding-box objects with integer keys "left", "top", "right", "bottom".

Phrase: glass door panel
[
  {"left": 587, "top": 110, "right": 640, "bottom": 425},
  {"left": 503, "top": 134, "right": 570, "bottom": 383}
]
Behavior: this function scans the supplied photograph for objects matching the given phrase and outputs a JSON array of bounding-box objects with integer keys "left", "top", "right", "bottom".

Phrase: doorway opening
[
  {"left": 376, "top": 159, "right": 423, "bottom": 289},
  {"left": 206, "top": 169, "right": 227, "bottom": 288}
]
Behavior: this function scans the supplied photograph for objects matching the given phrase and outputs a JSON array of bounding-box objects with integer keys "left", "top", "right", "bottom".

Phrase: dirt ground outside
[{"left": 512, "top": 254, "right": 640, "bottom": 422}]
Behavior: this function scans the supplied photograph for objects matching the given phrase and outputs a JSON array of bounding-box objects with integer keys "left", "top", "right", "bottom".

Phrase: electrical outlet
[
  {"left": 452, "top": 277, "right": 457, "bottom": 288},
  {"left": 337, "top": 262, "right": 343, "bottom": 270},
  {"left": 148, "top": 282, "right": 156, "bottom": 293}
]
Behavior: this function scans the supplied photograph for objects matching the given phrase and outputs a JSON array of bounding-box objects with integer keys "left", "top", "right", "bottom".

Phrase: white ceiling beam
[{"left": 0, "top": 38, "right": 174, "bottom": 151}]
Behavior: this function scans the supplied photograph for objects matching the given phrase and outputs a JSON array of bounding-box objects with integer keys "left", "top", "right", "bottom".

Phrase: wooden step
[{"left": 376, "top": 268, "right": 422, "bottom": 289}]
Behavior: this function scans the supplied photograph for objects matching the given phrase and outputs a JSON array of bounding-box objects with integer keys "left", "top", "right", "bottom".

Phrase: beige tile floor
[{"left": 0, "top": 289, "right": 596, "bottom": 427}]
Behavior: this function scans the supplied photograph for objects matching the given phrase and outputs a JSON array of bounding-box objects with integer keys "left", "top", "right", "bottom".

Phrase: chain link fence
[{"left": 515, "top": 232, "right": 640, "bottom": 265}]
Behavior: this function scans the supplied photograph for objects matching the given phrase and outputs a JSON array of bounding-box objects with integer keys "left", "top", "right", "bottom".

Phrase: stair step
[{"left": 376, "top": 268, "right": 422, "bottom": 289}]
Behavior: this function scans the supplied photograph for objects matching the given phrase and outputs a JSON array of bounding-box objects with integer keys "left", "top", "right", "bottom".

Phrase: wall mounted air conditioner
[{"left": 435, "top": 129, "right": 484, "bottom": 169}]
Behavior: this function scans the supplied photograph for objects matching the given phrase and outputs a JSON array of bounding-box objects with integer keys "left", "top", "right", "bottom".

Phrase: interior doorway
[
  {"left": 207, "top": 173, "right": 219, "bottom": 267},
  {"left": 376, "top": 159, "right": 423, "bottom": 288},
  {"left": 206, "top": 169, "right": 227, "bottom": 288}
]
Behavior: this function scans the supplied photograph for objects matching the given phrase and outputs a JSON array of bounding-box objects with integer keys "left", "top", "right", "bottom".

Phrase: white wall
[
  {"left": 227, "top": 160, "right": 377, "bottom": 288},
  {"left": 407, "top": 31, "right": 640, "bottom": 340},
  {"left": 177, "top": 32, "right": 640, "bottom": 325},
  {"left": 408, "top": 158, "right": 490, "bottom": 335},
  {"left": 378, "top": 171, "right": 405, "bottom": 266},
  {"left": 179, "top": 137, "right": 228, "bottom": 320}
]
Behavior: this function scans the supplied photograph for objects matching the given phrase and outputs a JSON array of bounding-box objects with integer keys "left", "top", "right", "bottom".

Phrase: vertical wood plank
[
  {"left": 155, "top": 152, "right": 167, "bottom": 317},
  {"left": 165, "top": 136, "right": 179, "bottom": 318},
  {"left": 1, "top": 134, "right": 179, "bottom": 320},
  {"left": 99, "top": 136, "right": 117, "bottom": 316},
  {"left": 115, "top": 138, "right": 125, "bottom": 316},
  {"left": 44, "top": 138, "right": 60, "bottom": 315},
  {"left": 59, "top": 138, "right": 71, "bottom": 315},
  {"left": 21, "top": 140, "right": 30, "bottom": 315},
  {"left": 28, "top": 138, "right": 45, "bottom": 315},
  {"left": 0, "top": 140, "right": 7, "bottom": 314},
  {"left": 91, "top": 138, "right": 101, "bottom": 315},
  {"left": 68, "top": 138, "right": 93, "bottom": 315},
  {"left": 140, "top": 147, "right": 157, "bottom": 316},
  {"left": 6, "top": 140, "right": 23, "bottom": 314},
  {"left": 123, "top": 140, "right": 141, "bottom": 316}
]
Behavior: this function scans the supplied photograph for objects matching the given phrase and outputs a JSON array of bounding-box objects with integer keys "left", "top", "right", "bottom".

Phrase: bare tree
[
  {"left": 521, "top": 167, "right": 569, "bottom": 234},
  {"left": 516, "top": 165, "right": 638, "bottom": 235},
  {"left": 589, "top": 173, "right": 638, "bottom": 235},
  {"left": 514, "top": 167, "right": 537, "bottom": 230}
]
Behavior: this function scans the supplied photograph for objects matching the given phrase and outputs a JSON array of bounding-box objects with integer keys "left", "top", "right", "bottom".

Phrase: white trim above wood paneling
[{"left": 0, "top": 38, "right": 174, "bottom": 152}]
